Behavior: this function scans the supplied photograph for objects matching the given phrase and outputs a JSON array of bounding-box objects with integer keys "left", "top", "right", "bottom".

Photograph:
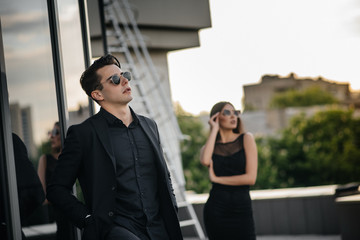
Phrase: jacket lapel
[
  {"left": 137, "top": 116, "right": 167, "bottom": 168},
  {"left": 89, "top": 110, "right": 165, "bottom": 173},
  {"left": 90, "top": 114, "right": 116, "bottom": 172}
]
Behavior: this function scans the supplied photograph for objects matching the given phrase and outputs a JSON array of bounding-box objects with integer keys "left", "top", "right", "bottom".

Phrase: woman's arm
[
  {"left": 37, "top": 154, "right": 49, "bottom": 204},
  {"left": 200, "top": 113, "right": 220, "bottom": 167},
  {"left": 209, "top": 132, "right": 258, "bottom": 186}
]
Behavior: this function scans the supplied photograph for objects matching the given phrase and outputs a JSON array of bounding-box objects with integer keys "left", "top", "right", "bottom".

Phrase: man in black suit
[{"left": 47, "top": 54, "right": 182, "bottom": 240}]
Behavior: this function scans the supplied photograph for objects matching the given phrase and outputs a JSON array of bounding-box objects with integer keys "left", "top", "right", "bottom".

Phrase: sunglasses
[
  {"left": 108, "top": 71, "right": 132, "bottom": 85},
  {"left": 49, "top": 128, "right": 60, "bottom": 137},
  {"left": 222, "top": 109, "right": 241, "bottom": 117}
]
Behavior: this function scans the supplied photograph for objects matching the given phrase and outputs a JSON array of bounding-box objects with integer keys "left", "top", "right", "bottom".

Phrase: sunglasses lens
[
  {"left": 110, "top": 72, "right": 131, "bottom": 85},
  {"left": 223, "top": 109, "right": 231, "bottom": 116},
  {"left": 122, "top": 71, "right": 131, "bottom": 81},
  {"left": 51, "top": 128, "right": 59, "bottom": 136},
  {"left": 222, "top": 109, "right": 240, "bottom": 116},
  {"left": 111, "top": 75, "right": 121, "bottom": 85}
]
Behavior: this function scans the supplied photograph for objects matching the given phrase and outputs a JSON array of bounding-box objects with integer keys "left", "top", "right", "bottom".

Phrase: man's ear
[{"left": 91, "top": 90, "right": 104, "bottom": 102}]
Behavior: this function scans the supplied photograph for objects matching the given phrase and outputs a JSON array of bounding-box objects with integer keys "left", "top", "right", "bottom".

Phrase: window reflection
[
  {"left": 1, "top": 0, "right": 88, "bottom": 237},
  {"left": 1, "top": 0, "right": 58, "bottom": 156},
  {"left": 1, "top": 0, "right": 62, "bottom": 238},
  {"left": 58, "top": 0, "right": 90, "bottom": 125}
]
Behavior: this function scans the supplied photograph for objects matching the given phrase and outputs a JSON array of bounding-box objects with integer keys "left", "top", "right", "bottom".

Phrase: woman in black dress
[
  {"left": 37, "top": 122, "right": 73, "bottom": 240},
  {"left": 38, "top": 122, "right": 62, "bottom": 206},
  {"left": 200, "top": 101, "right": 258, "bottom": 240}
]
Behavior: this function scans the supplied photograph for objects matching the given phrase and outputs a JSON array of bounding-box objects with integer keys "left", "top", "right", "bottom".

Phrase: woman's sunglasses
[
  {"left": 222, "top": 109, "right": 241, "bottom": 117},
  {"left": 48, "top": 128, "right": 60, "bottom": 137},
  {"left": 108, "top": 71, "right": 132, "bottom": 85}
]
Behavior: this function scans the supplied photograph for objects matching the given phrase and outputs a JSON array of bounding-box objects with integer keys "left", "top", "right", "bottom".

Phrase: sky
[{"left": 167, "top": 0, "right": 360, "bottom": 115}]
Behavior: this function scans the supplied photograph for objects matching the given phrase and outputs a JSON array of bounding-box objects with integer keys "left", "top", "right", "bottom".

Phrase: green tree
[
  {"left": 253, "top": 137, "right": 280, "bottom": 189},
  {"left": 259, "top": 109, "right": 360, "bottom": 188},
  {"left": 270, "top": 86, "right": 338, "bottom": 109},
  {"left": 175, "top": 103, "right": 210, "bottom": 193}
]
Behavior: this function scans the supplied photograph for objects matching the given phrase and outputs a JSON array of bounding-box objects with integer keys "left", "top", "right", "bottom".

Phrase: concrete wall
[
  {"left": 130, "top": 0, "right": 211, "bottom": 29},
  {"left": 252, "top": 195, "right": 339, "bottom": 235},
  {"left": 87, "top": 0, "right": 211, "bottom": 55},
  {"left": 336, "top": 194, "right": 360, "bottom": 240}
]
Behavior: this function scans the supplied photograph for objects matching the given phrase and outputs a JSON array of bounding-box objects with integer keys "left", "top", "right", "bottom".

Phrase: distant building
[
  {"left": 9, "top": 103, "right": 36, "bottom": 158},
  {"left": 243, "top": 73, "right": 351, "bottom": 111},
  {"left": 68, "top": 105, "right": 90, "bottom": 127},
  {"left": 241, "top": 106, "right": 336, "bottom": 137},
  {"left": 241, "top": 73, "right": 360, "bottom": 137}
]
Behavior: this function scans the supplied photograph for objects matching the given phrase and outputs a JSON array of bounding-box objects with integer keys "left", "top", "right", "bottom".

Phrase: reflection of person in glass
[
  {"left": 0, "top": 133, "right": 44, "bottom": 239},
  {"left": 37, "top": 122, "right": 73, "bottom": 240},
  {"left": 47, "top": 54, "right": 182, "bottom": 240},
  {"left": 200, "top": 101, "right": 258, "bottom": 240},
  {"left": 38, "top": 122, "right": 61, "bottom": 205}
]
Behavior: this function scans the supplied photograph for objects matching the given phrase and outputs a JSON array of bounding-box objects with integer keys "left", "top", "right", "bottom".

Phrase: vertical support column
[
  {"left": 47, "top": 1, "right": 79, "bottom": 239},
  {"left": 78, "top": 0, "right": 95, "bottom": 116}
]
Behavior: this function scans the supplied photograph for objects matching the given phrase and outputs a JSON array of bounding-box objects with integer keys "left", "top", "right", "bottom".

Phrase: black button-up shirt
[{"left": 100, "top": 108, "right": 168, "bottom": 239}]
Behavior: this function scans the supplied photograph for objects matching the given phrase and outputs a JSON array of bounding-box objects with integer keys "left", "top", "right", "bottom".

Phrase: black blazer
[{"left": 47, "top": 110, "right": 183, "bottom": 240}]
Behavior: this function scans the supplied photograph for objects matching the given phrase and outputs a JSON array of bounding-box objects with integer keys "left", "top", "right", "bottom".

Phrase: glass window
[
  {"left": 57, "top": 0, "right": 90, "bottom": 125},
  {"left": 0, "top": 0, "right": 71, "bottom": 239},
  {"left": 1, "top": 0, "right": 58, "bottom": 158}
]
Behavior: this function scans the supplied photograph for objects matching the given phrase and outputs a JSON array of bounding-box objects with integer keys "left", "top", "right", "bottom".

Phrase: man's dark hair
[{"left": 80, "top": 54, "right": 121, "bottom": 98}]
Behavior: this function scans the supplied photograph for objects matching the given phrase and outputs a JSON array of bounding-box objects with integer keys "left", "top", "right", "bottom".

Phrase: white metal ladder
[{"left": 103, "top": 0, "right": 206, "bottom": 239}]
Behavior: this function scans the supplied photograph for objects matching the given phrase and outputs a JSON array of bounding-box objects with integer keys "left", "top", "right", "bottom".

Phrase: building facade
[
  {"left": 241, "top": 73, "right": 360, "bottom": 137},
  {"left": 243, "top": 73, "right": 351, "bottom": 111}
]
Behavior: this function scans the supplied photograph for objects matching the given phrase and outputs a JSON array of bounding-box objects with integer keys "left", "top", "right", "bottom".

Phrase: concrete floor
[
  {"left": 257, "top": 235, "right": 341, "bottom": 240},
  {"left": 185, "top": 235, "right": 341, "bottom": 240}
]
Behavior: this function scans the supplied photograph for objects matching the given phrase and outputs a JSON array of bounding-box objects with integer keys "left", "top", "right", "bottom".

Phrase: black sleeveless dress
[
  {"left": 203, "top": 134, "right": 256, "bottom": 240},
  {"left": 45, "top": 154, "right": 57, "bottom": 185},
  {"left": 46, "top": 154, "right": 74, "bottom": 240}
]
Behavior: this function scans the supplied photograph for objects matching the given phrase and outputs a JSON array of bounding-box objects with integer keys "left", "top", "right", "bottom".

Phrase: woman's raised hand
[{"left": 208, "top": 112, "right": 220, "bottom": 132}]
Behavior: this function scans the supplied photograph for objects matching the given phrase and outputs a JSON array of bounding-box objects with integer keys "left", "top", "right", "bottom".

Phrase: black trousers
[{"left": 106, "top": 225, "right": 150, "bottom": 240}]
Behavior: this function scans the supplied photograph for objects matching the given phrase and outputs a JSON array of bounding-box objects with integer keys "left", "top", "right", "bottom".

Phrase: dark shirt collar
[{"left": 99, "top": 107, "right": 139, "bottom": 126}]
